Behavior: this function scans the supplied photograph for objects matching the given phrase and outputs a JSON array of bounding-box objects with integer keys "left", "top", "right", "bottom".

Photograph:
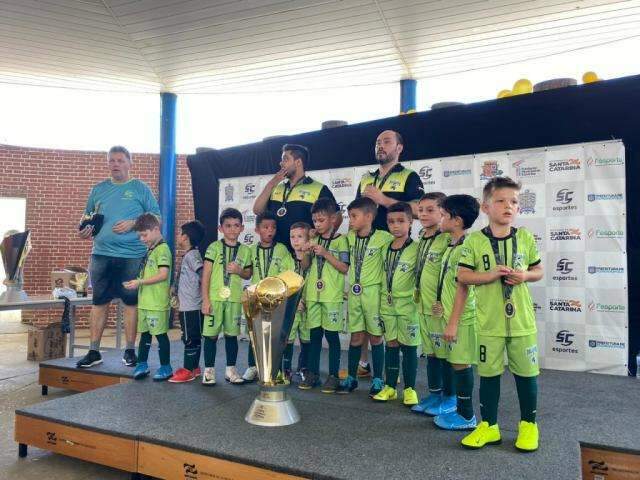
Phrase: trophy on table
[
  {"left": 242, "top": 270, "right": 304, "bottom": 427},
  {"left": 0, "top": 230, "right": 31, "bottom": 303}
]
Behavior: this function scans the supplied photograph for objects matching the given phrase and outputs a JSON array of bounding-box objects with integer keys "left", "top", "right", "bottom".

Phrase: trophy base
[
  {"left": 245, "top": 385, "right": 300, "bottom": 427},
  {"left": 0, "top": 285, "right": 28, "bottom": 303}
]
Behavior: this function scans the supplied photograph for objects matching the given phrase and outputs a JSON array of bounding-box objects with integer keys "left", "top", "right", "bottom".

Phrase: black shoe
[
  {"left": 76, "top": 350, "right": 102, "bottom": 368},
  {"left": 122, "top": 349, "right": 137, "bottom": 367},
  {"left": 298, "top": 371, "right": 320, "bottom": 390},
  {"left": 321, "top": 375, "right": 340, "bottom": 394}
]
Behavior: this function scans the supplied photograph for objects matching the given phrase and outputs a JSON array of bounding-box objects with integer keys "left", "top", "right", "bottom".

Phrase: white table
[{"left": 0, "top": 295, "right": 123, "bottom": 357}]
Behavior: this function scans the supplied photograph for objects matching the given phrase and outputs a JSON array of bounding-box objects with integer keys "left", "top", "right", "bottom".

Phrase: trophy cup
[
  {"left": 67, "top": 267, "right": 89, "bottom": 298},
  {"left": 242, "top": 270, "right": 304, "bottom": 427},
  {"left": 0, "top": 230, "right": 31, "bottom": 303}
]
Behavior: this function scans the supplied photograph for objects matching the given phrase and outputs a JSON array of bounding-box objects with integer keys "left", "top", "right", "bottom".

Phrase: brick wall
[{"left": 0, "top": 144, "right": 194, "bottom": 328}]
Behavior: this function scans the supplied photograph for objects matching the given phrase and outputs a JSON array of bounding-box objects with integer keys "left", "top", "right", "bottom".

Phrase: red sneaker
[
  {"left": 193, "top": 367, "right": 201, "bottom": 377},
  {"left": 168, "top": 368, "right": 196, "bottom": 383}
]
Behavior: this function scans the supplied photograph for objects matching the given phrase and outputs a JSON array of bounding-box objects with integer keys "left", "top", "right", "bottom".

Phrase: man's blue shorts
[{"left": 89, "top": 254, "right": 143, "bottom": 306}]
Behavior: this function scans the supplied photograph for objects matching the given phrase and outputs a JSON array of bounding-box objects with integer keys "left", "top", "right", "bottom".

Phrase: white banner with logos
[{"left": 219, "top": 140, "right": 628, "bottom": 376}]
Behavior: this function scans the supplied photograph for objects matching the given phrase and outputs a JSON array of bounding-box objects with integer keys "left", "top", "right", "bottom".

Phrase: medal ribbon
[
  {"left": 435, "top": 236, "right": 465, "bottom": 302},
  {"left": 385, "top": 238, "right": 412, "bottom": 295},
  {"left": 222, "top": 241, "right": 240, "bottom": 287},
  {"left": 482, "top": 227, "right": 518, "bottom": 302},
  {"left": 254, "top": 245, "right": 274, "bottom": 280},
  {"left": 372, "top": 167, "right": 395, "bottom": 191},
  {"left": 315, "top": 234, "right": 333, "bottom": 281},
  {"left": 415, "top": 232, "right": 438, "bottom": 291},
  {"left": 353, "top": 230, "right": 374, "bottom": 286},
  {"left": 279, "top": 176, "right": 305, "bottom": 213}
]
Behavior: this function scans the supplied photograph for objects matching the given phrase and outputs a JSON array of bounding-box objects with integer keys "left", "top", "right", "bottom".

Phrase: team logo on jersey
[
  {"left": 224, "top": 184, "right": 234, "bottom": 202},
  {"left": 407, "top": 325, "right": 419, "bottom": 339},
  {"left": 297, "top": 189, "right": 311, "bottom": 199},
  {"left": 328, "top": 311, "right": 339, "bottom": 323},
  {"left": 399, "top": 262, "right": 410, "bottom": 273},
  {"left": 388, "top": 180, "right": 401, "bottom": 191},
  {"left": 122, "top": 190, "right": 134, "bottom": 200},
  {"left": 479, "top": 161, "right": 503, "bottom": 180},
  {"left": 426, "top": 251, "right": 441, "bottom": 263},
  {"left": 519, "top": 189, "right": 536, "bottom": 215}
]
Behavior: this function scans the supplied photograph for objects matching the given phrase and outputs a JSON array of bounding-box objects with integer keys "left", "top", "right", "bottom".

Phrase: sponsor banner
[
  {"left": 584, "top": 251, "right": 627, "bottom": 289},
  {"left": 584, "top": 177, "right": 626, "bottom": 217},
  {"left": 510, "top": 149, "right": 546, "bottom": 184},
  {"left": 334, "top": 197, "right": 351, "bottom": 235},
  {"left": 546, "top": 287, "right": 586, "bottom": 324},
  {"left": 585, "top": 324, "right": 628, "bottom": 376},
  {"left": 529, "top": 286, "right": 546, "bottom": 323},
  {"left": 517, "top": 184, "right": 546, "bottom": 219},
  {"left": 546, "top": 252, "right": 585, "bottom": 288},
  {"left": 546, "top": 217, "right": 586, "bottom": 252},
  {"left": 545, "top": 145, "right": 584, "bottom": 183},
  {"left": 515, "top": 219, "right": 546, "bottom": 253},
  {"left": 441, "top": 156, "right": 474, "bottom": 189},
  {"left": 327, "top": 167, "right": 358, "bottom": 198},
  {"left": 547, "top": 181, "right": 585, "bottom": 217},
  {"left": 585, "top": 288, "right": 628, "bottom": 329},
  {"left": 411, "top": 159, "right": 443, "bottom": 192},
  {"left": 473, "top": 152, "right": 510, "bottom": 187},
  {"left": 585, "top": 215, "right": 626, "bottom": 252},
  {"left": 584, "top": 141, "right": 625, "bottom": 180},
  {"left": 545, "top": 322, "right": 586, "bottom": 371},
  {"left": 220, "top": 178, "right": 240, "bottom": 206}
]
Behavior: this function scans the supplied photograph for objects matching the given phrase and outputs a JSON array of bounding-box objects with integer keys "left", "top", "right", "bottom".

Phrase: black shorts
[
  {"left": 179, "top": 310, "right": 204, "bottom": 345},
  {"left": 90, "top": 254, "right": 144, "bottom": 306}
]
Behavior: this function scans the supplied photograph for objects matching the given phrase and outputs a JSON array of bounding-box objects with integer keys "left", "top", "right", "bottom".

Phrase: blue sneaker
[
  {"left": 133, "top": 362, "right": 149, "bottom": 380},
  {"left": 153, "top": 365, "right": 173, "bottom": 381},
  {"left": 434, "top": 411, "right": 477, "bottom": 431},
  {"left": 411, "top": 392, "right": 443, "bottom": 415},
  {"left": 335, "top": 375, "right": 358, "bottom": 394},
  {"left": 425, "top": 394, "right": 456, "bottom": 416},
  {"left": 368, "top": 377, "right": 385, "bottom": 398}
]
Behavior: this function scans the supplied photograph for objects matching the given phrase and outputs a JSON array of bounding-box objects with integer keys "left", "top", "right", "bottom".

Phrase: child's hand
[
  {"left": 122, "top": 279, "right": 140, "bottom": 290},
  {"left": 202, "top": 299, "right": 211, "bottom": 315},
  {"left": 301, "top": 242, "right": 313, "bottom": 252},
  {"left": 443, "top": 322, "right": 458, "bottom": 343},
  {"left": 311, "top": 244, "right": 327, "bottom": 258},
  {"left": 490, "top": 266, "right": 512, "bottom": 282},
  {"left": 505, "top": 270, "right": 526, "bottom": 285},
  {"left": 226, "top": 262, "right": 242, "bottom": 275}
]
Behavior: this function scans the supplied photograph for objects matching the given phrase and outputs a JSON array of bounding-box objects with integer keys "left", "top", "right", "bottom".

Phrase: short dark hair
[
  {"left": 181, "top": 220, "right": 205, "bottom": 248},
  {"left": 311, "top": 197, "right": 337, "bottom": 215},
  {"left": 256, "top": 210, "right": 277, "bottom": 227},
  {"left": 219, "top": 208, "right": 243, "bottom": 225},
  {"left": 348, "top": 197, "right": 377, "bottom": 217},
  {"left": 133, "top": 213, "right": 160, "bottom": 232},
  {"left": 387, "top": 201, "right": 413, "bottom": 219},
  {"left": 108, "top": 145, "right": 131, "bottom": 161},
  {"left": 394, "top": 131, "right": 404, "bottom": 145},
  {"left": 419, "top": 192, "right": 446, "bottom": 205},
  {"left": 282, "top": 144, "right": 309, "bottom": 169},
  {"left": 290, "top": 222, "right": 311, "bottom": 233},
  {"left": 440, "top": 194, "right": 479, "bottom": 229},
  {"left": 483, "top": 176, "right": 521, "bottom": 202}
]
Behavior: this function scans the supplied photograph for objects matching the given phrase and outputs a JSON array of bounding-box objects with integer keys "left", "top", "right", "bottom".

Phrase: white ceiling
[{"left": 1, "top": 0, "right": 639, "bottom": 93}]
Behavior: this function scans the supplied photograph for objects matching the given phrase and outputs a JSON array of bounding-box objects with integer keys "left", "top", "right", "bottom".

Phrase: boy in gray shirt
[{"left": 169, "top": 221, "right": 206, "bottom": 383}]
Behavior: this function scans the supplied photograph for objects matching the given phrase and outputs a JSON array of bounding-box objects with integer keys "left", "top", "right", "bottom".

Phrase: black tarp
[{"left": 188, "top": 74, "right": 640, "bottom": 374}]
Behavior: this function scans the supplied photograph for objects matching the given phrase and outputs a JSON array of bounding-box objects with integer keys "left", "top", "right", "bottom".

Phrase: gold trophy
[
  {"left": 67, "top": 268, "right": 89, "bottom": 298},
  {"left": 0, "top": 230, "right": 31, "bottom": 303},
  {"left": 242, "top": 270, "right": 304, "bottom": 426}
]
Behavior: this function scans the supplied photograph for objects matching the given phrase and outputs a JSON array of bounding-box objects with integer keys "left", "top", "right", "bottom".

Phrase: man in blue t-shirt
[{"left": 76, "top": 145, "right": 161, "bottom": 369}]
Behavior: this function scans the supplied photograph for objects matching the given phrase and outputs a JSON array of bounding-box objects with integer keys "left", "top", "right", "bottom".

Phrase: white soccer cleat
[
  {"left": 242, "top": 366, "right": 258, "bottom": 382},
  {"left": 225, "top": 366, "right": 244, "bottom": 384},
  {"left": 201, "top": 367, "right": 216, "bottom": 386}
]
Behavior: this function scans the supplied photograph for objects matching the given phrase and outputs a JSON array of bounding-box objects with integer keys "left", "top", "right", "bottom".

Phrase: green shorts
[
  {"left": 420, "top": 314, "right": 447, "bottom": 359},
  {"left": 446, "top": 323, "right": 477, "bottom": 365},
  {"left": 202, "top": 301, "right": 242, "bottom": 337},
  {"left": 347, "top": 284, "right": 382, "bottom": 336},
  {"left": 382, "top": 311, "right": 420, "bottom": 346},
  {"left": 478, "top": 333, "right": 539, "bottom": 377},
  {"left": 307, "top": 301, "right": 344, "bottom": 332},
  {"left": 138, "top": 309, "right": 169, "bottom": 336},
  {"left": 289, "top": 310, "right": 310, "bottom": 343}
]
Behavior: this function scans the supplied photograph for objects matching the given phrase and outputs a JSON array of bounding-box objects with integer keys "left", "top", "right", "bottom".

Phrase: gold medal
[
  {"left": 504, "top": 299, "right": 515, "bottom": 318},
  {"left": 316, "top": 279, "right": 325, "bottom": 291},
  {"left": 387, "top": 293, "right": 393, "bottom": 305},
  {"left": 276, "top": 207, "right": 287, "bottom": 217},
  {"left": 413, "top": 289, "right": 420, "bottom": 304},
  {"left": 431, "top": 301, "right": 444, "bottom": 318},
  {"left": 219, "top": 286, "right": 232, "bottom": 299}
]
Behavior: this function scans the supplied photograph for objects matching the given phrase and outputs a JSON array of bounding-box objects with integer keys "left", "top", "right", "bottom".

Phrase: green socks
[
  {"left": 297, "top": 342, "right": 310, "bottom": 371},
  {"left": 401, "top": 345, "right": 417, "bottom": 389},
  {"left": 514, "top": 374, "right": 538, "bottom": 423},
  {"left": 156, "top": 333, "right": 170, "bottom": 366},
  {"left": 203, "top": 336, "right": 216, "bottom": 368},
  {"left": 455, "top": 367, "right": 474, "bottom": 420},
  {"left": 426, "top": 355, "right": 443, "bottom": 394},
  {"left": 137, "top": 332, "right": 152, "bottom": 363},
  {"left": 371, "top": 343, "right": 384, "bottom": 379},
  {"left": 224, "top": 336, "right": 238, "bottom": 366},
  {"left": 347, "top": 344, "right": 362, "bottom": 378},
  {"left": 480, "top": 375, "right": 501, "bottom": 425},
  {"left": 282, "top": 343, "right": 294, "bottom": 372},
  {"left": 442, "top": 360, "right": 456, "bottom": 397},
  {"left": 309, "top": 327, "right": 323, "bottom": 375},
  {"left": 385, "top": 346, "right": 400, "bottom": 387},
  {"left": 325, "top": 330, "right": 341, "bottom": 377}
]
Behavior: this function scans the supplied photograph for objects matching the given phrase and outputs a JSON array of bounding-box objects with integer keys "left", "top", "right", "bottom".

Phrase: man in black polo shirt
[
  {"left": 253, "top": 144, "right": 339, "bottom": 249},
  {"left": 356, "top": 130, "right": 424, "bottom": 230}
]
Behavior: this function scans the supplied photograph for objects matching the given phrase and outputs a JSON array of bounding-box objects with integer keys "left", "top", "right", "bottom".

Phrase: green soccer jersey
[
  {"left": 417, "top": 231, "right": 451, "bottom": 315},
  {"left": 305, "top": 234, "right": 349, "bottom": 303},
  {"left": 347, "top": 229, "right": 394, "bottom": 287},
  {"left": 204, "top": 240, "right": 252, "bottom": 303},
  {"left": 381, "top": 239, "right": 418, "bottom": 315},
  {"left": 138, "top": 241, "right": 172, "bottom": 311},
  {"left": 458, "top": 227, "right": 541, "bottom": 337},
  {"left": 250, "top": 242, "right": 293, "bottom": 284},
  {"left": 439, "top": 239, "right": 476, "bottom": 326}
]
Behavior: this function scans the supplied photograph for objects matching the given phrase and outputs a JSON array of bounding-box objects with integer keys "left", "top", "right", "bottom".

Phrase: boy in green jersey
[
  {"left": 411, "top": 192, "right": 457, "bottom": 416},
  {"left": 371, "top": 202, "right": 420, "bottom": 406},
  {"left": 458, "top": 177, "right": 543, "bottom": 452},
  {"left": 125, "top": 214, "right": 173, "bottom": 381},
  {"left": 337, "top": 197, "right": 393, "bottom": 396},
  {"left": 201, "top": 208, "right": 253, "bottom": 386},
  {"left": 432, "top": 195, "right": 480, "bottom": 431},
  {"left": 243, "top": 211, "right": 294, "bottom": 382},
  {"left": 283, "top": 222, "right": 312, "bottom": 380},
  {"left": 299, "top": 198, "right": 349, "bottom": 392}
]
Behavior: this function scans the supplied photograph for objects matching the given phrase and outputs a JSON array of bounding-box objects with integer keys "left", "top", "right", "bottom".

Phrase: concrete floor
[{"left": 0, "top": 318, "right": 181, "bottom": 480}]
